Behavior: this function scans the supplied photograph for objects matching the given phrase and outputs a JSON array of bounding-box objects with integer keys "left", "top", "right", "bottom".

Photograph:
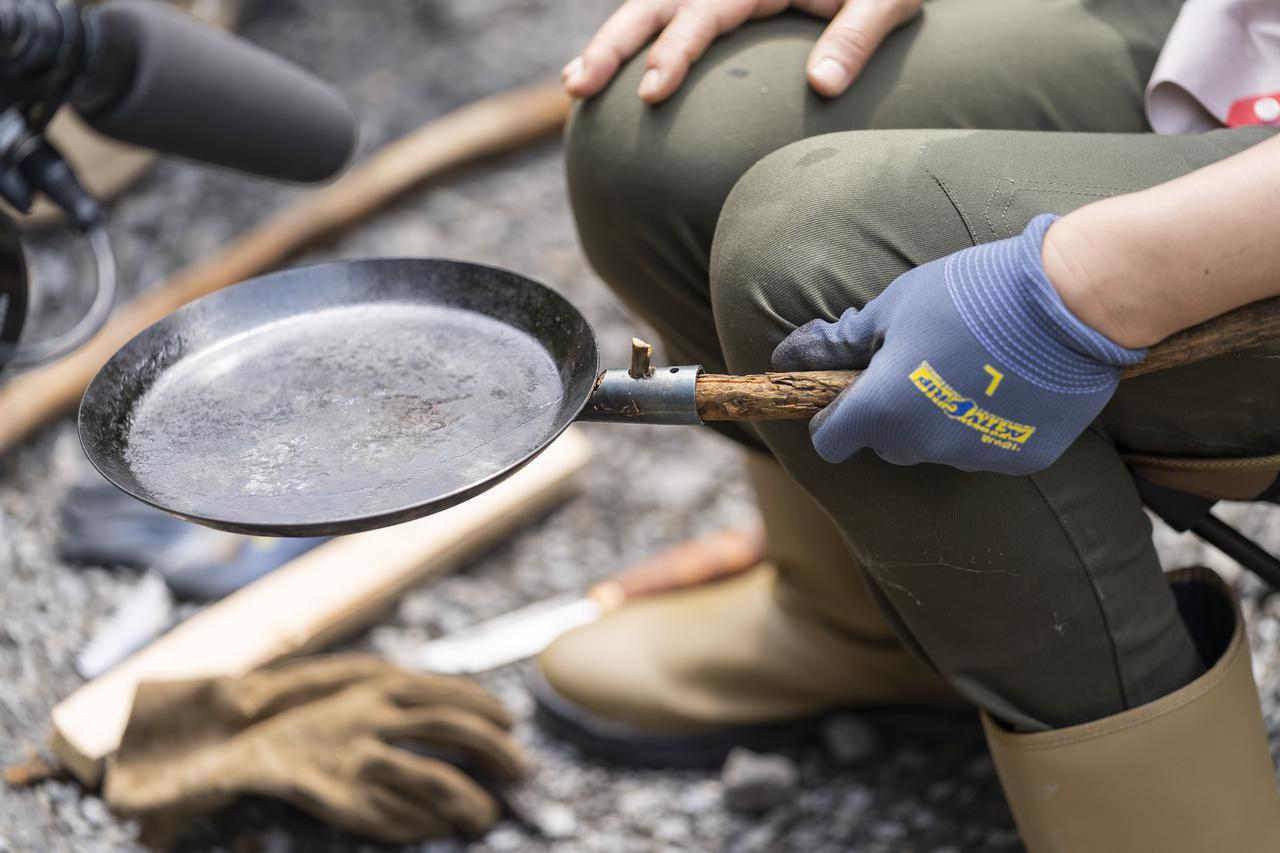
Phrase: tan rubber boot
[
  {"left": 534, "top": 453, "right": 962, "bottom": 766},
  {"left": 984, "top": 566, "right": 1280, "bottom": 853}
]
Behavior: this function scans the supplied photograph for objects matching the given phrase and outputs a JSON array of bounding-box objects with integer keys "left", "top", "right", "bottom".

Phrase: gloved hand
[
  {"left": 772, "top": 215, "right": 1145, "bottom": 475},
  {"left": 103, "top": 655, "right": 529, "bottom": 847}
]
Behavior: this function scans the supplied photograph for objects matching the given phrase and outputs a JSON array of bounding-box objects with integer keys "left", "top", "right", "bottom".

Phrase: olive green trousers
[{"left": 566, "top": 0, "right": 1280, "bottom": 732}]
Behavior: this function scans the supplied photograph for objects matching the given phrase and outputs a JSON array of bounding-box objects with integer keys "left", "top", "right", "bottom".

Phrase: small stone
[
  {"left": 830, "top": 788, "right": 873, "bottom": 837},
  {"left": 735, "top": 821, "right": 778, "bottom": 853},
  {"left": 535, "top": 802, "right": 577, "bottom": 839},
  {"left": 964, "top": 754, "right": 995, "bottom": 779},
  {"left": 821, "top": 714, "right": 877, "bottom": 764},
  {"left": 679, "top": 780, "right": 720, "bottom": 814},
  {"left": 44, "top": 780, "right": 77, "bottom": 805},
  {"left": 653, "top": 815, "right": 690, "bottom": 843},
  {"left": 615, "top": 786, "right": 656, "bottom": 817},
  {"left": 985, "top": 827, "right": 1023, "bottom": 848},
  {"left": 720, "top": 747, "right": 799, "bottom": 812},
  {"left": 55, "top": 796, "right": 85, "bottom": 835},
  {"left": 257, "top": 827, "right": 295, "bottom": 853},
  {"left": 485, "top": 827, "right": 524, "bottom": 852},
  {"left": 927, "top": 781, "right": 956, "bottom": 801},
  {"left": 78, "top": 796, "right": 110, "bottom": 828},
  {"left": 871, "top": 821, "right": 907, "bottom": 841}
]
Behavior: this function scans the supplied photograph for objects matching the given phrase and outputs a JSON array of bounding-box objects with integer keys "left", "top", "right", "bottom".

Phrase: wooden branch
[
  {"left": 1122, "top": 295, "right": 1280, "bottom": 378},
  {"left": 49, "top": 428, "right": 592, "bottom": 787},
  {"left": 0, "top": 83, "right": 571, "bottom": 455},
  {"left": 695, "top": 370, "right": 858, "bottom": 421},
  {"left": 628, "top": 337, "right": 654, "bottom": 379}
]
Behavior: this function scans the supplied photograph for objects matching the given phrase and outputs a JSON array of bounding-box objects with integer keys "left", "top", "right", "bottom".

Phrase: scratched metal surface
[{"left": 79, "top": 259, "right": 598, "bottom": 534}]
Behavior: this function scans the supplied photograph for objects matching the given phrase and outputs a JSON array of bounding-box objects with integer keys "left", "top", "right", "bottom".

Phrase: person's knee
[
  {"left": 709, "top": 130, "right": 972, "bottom": 373},
  {"left": 565, "top": 16, "right": 826, "bottom": 300},
  {"left": 565, "top": 53, "right": 736, "bottom": 290},
  {"left": 563, "top": 53, "right": 661, "bottom": 265}
]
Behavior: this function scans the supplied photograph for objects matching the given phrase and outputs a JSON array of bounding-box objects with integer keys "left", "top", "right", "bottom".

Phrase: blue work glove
[{"left": 772, "top": 215, "right": 1145, "bottom": 475}]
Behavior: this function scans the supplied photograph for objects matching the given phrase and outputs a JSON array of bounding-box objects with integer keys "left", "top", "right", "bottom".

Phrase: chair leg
[
  {"left": 1135, "top": 475, "right": 1280, "bottom": 590},
  {"left": 1187, "top": 513, "right": 1280, "bottom": 590}
]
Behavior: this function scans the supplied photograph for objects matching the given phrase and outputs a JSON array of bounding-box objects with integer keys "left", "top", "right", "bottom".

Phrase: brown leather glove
[{"left": 102, "top": 655, "right": 529, "bottom": 847}]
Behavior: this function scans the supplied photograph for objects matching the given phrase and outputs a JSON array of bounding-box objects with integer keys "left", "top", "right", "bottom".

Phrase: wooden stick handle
[
  {"left": 0, "top": 83, "right": 570, "bottom": 456},
  {"left": 696, "top": 370, "right": 858, "bottom": 422},
  {"left": 1120, "top": 294, "right": 1280, "bottom": 378},
  {"left": 695, "top": 295, "right": 1280, "bottom": 422},
  {"left": 586, "top": 526, "right": 765, "bottom": 611}
]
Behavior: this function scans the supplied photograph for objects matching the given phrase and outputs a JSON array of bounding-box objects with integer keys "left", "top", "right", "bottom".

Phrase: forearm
[{"left": 1044, "top": 133, "right": 1280, "bottom": 349}]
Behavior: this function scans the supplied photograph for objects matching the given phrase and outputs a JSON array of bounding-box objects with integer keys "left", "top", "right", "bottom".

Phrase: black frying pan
[
  {"left": 80, "top": 257, "right": 1280, "bottom": 537},
  {"left": 80, "top": 259, "right": 599, "bottom": 536}
]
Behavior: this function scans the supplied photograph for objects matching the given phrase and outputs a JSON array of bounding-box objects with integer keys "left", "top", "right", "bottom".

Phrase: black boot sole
[{"left": 530, "top": 669, "right": 981, "bottom": 769}]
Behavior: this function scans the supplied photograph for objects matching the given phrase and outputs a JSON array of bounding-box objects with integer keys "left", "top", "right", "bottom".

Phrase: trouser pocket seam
[
  {"left": 999, "top": 181, "right": 1115, "bottom": 238},
  {"left": 924, "top": 167, "right": 979, "bottom": 248}
]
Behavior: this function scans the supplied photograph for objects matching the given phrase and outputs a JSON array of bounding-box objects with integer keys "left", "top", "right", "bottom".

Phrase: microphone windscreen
[{"left": 77, "top": 0, "right": 356, "bottom": 183}]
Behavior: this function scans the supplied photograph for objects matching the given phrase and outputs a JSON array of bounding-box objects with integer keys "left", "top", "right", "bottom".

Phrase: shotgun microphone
[
  {"left": 0, "top": 0, "right": 357, "bottom": 370},
  {"left": 71, "top": 0, "right": 356, "bottom": 183}
]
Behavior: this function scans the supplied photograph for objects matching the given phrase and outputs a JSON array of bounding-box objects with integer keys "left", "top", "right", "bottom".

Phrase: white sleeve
[{"left": 1146, "top": 0, "right": 1280, "bottom": 134}]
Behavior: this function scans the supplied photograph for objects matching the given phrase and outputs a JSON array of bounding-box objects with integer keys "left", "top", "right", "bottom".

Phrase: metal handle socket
[{"left": 578, "top": 365, "right": 703, "bottom": 425}]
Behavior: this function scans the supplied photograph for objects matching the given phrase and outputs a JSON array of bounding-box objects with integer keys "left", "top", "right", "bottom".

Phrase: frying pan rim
[{"left": 77, "top": 256, "right": 601, "bottom": 536}]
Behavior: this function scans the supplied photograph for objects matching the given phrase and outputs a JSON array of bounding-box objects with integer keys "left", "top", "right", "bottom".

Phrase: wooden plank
[{"left": 50, "top": 428, "right": 592, "bottom": 786}]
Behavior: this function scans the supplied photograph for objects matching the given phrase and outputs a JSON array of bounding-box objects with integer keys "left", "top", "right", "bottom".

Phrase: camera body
[
  {"left": 0, "top": 212, "right": 27, "bottom": 361},
  {"left": 0, "top": 0, "right": 353, "bottom": 371}
]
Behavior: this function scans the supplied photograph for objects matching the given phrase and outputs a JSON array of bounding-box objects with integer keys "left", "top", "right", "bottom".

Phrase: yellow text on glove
[{"left": 909, "top": 362, "right": 1036, "bottom": 451}]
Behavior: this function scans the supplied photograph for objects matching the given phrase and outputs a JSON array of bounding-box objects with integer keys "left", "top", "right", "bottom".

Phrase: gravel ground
[{"left": 2, "top": 2, "right": 1279, "bottom": 851}]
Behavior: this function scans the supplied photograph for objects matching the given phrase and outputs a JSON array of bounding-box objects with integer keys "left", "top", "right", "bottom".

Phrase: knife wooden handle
[{"left": 587, "top": 526, "right": 766, "bottom": 611}]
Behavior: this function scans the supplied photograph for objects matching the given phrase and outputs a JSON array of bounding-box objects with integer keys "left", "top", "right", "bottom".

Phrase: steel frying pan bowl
[{"left": 79, "top": 259, "right": 599, "bottom": 536}]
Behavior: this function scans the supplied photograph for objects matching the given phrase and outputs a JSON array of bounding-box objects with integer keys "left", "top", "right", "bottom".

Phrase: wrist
[
  {"left": 945, "top": 215, "right": 1144, "bottom": 395},
  {"left": 1039, "top": 216, "right": 1172, "bottom": 348}
]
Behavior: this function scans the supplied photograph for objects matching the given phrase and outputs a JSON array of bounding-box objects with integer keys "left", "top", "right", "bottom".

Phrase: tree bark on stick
[{"left": 695, "top": 371, "right": 858, "bottom": 421}]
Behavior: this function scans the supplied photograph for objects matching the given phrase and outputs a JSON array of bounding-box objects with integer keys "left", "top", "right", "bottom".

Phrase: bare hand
[{"left": 563, "top": 0, "right": 923, "bottom": 103}]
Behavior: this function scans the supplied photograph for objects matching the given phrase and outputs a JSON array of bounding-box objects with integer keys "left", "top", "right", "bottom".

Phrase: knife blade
[
  {"left": 418, "top": 525, "right": 766, "bottom": 674},
  {"left": 76, "top": 572, "right": 176, "bottom": 679},
  {"left": 76, "top": 534, "right": 327, "bottom": 678}
]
